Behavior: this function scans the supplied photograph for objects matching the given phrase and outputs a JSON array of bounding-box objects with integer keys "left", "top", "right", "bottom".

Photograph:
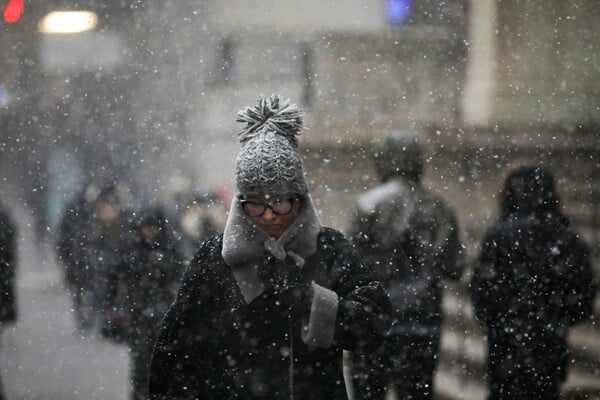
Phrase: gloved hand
[
  {"left": 255, "top": 254, "right": 313, "bottom": 317},
  {"left": 257, "top": 254, "right": 288, "bottom": 290},
  {"left": 278, "top": 282, "right": 313, "bottom": 317},
  {"left": 245, "top": 281, "right": 311, "bottom": 338}
]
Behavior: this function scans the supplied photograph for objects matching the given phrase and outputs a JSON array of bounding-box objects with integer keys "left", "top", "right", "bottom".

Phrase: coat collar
[{"left": 222, "top": 193, "right": 322, "bottom": 303}]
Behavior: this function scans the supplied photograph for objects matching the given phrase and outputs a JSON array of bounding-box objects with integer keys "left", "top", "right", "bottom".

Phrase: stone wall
[{"left": 493, "top": 0, "right": 600, "bottom": 125}]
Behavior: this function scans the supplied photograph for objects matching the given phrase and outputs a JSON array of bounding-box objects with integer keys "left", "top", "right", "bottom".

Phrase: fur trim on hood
[{"left": 222, "top": 194, "right": 322, "bottom": 303}]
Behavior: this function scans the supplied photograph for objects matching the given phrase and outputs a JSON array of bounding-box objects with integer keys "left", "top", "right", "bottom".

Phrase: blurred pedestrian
[
  {"left": 148, "top": 94, "right": 391, "bottom": 399},
  {"left": 0, "top": 205, "right": 16, "bottom": 400},
  {"left": 107, "top": 206, "right": 184, "bottom": 400},
  {"left": 177, "top": 192, "right": 224, "bottom": 262},
  {"left": 470, "top": 164, "right": 597, "bottom": 400},
  {"left": 85, "top": 184, "right": 130, "bottom": 334},
  {"left": 349, "top": 130, "right": 465, "bottom": 399},
  {"left": 55, "top": 182, "right": 99, "bottom": 329}
]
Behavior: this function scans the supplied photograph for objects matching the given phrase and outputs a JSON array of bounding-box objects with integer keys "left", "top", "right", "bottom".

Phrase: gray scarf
[{"left": 222, "top": 194, "right": 322, "bottom": 303}]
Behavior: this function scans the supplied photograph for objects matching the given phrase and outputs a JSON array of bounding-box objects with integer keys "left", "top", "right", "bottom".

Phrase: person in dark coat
[
  {"left": 0, "top": 205, "right": 17, "bottom": 400},
  {"left": 470, "top": 164, "right": 597, "bottom": 400},
  {"left": 56, "top": 182, "right": 99, "bottom": 329},
  {"left": 0, "top": 206, "right": 16, "bottom": 328},
  {"left": 108, "top": 206, "right": 185, "bottom": 400},
  {"left": 148, "top": 95, "right": 392, "bottom": 400},
  {"left": 349, "top": 130, "right": 465, "bottom": 399},
  {"left": 85, "top": 184, "right": 130, "bottom": 334}
]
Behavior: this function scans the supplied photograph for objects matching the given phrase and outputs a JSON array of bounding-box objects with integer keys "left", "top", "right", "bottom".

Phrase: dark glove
[
  {"left": 257, "top": 254, "right": 288, "bottom": 290},
  {"left": 255, "top": 253, "right": 312, "bottom": 316},
  {"left": 279, "top": 282, "right": 312, "bottom": 317},
  {"left": 250, "top": 281, "right": 311, "bottom": 319}
]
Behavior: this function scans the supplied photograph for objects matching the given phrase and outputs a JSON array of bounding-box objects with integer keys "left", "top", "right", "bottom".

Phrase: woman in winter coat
[
  {"left": 470, "top": 164, "right": 597, "bottom": 400},
  {"left": 148, "top": 95, "right": 391, "bottom": 400}
]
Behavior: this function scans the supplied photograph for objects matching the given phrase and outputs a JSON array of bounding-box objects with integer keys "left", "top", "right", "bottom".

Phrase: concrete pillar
[{"left": 462, "top": 0, "right": 497, "bottom": 125}]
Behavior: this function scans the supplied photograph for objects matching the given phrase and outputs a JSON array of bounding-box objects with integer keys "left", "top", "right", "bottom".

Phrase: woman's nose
[{"left": 262, "top": 208, "right": 276, "bottom": 221}]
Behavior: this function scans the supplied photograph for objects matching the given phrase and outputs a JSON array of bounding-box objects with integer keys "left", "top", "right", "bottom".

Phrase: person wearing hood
[
  {"left": 83, "top": 184, "right": 130, "bottom": 333},
  {"left": 148, "top": 94, "right": 391, "bottom": 400},
  {"left": 56, "top": 181, "right": 99, "bottom": 330},
  {"left": 107, "top": 206, "right": 184, "bottom": 400},
  {"left": 470, "top": 164, "right": 597, "bottom": 400},
  {"left": 349, "top": 130, "right": 465, "bottom": 399}
]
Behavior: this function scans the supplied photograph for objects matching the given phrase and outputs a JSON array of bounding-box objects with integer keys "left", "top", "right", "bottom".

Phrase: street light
[
  {"left": 3, "top": 0, "right": 24, "bottom": 23},
  {"left": 386, "top": 0, "right": 412, "bottom": 26},
  {"left": 38, "top": 10, "right": 97, "bottom": 34}
]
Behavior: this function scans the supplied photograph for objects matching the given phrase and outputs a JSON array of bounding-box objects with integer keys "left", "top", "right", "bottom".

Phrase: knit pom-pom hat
[{"left": 235, "top": 94, "right": 307, "bottom": 196}]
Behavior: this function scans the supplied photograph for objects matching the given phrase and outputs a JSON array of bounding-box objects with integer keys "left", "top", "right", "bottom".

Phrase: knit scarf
[{"left": 222, "top": 194, "right": 322, "bottom": 303}]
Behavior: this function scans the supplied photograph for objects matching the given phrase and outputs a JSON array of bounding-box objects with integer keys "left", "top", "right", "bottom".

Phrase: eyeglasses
[{"left": 240, "top": 197, "right": 299, "bottom": 217}]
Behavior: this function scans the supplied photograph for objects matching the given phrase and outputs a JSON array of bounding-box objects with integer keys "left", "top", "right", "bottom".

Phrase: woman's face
[
  {"left": 140, "top": 224, "right": 160, "bottom": 244},
  {"left": 96, "top": 202, "right": 120, "bottom": 223},
  {"left": 242, "top": 194, "right": 301, "bottom": 238}
]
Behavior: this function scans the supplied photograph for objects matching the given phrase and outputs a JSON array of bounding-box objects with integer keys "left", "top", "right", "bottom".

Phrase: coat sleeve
[
  {"left": 559, "top": 235, "right": 597, "bottom": 326},
  {"left": 470, "top": 228, "right": 502, "bottom": 325},
  {"left": 347, "top": 206, "right": 391, "bottom": 284},
  {"left": 434, "top": 207, "right": 465, "bottom": 281},
  {"left": 0, "top": 210, "right": 16, "bottom": 324},
  {"left": 148, "top": 238, "right": 220, "bottom": 400},
  {"left": 347, "top": 206, "right": 375, "bottom": 258},
  {"left": 309, "top": 229, "right": 391, "bottom": 353}
]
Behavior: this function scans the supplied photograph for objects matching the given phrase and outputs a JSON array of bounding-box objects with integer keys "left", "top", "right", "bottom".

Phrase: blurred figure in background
[
  {"left": 106, "top": 205, "right": 184, "bottom": 400},
  {"left": 85, "top": 184, "right": 130, "bottom": 334},
  {"left": 350, "top": 130, "right": 465, "bottom": 399},
  {"left": 178, "top": 192, "right": 225, "bottom": 263},
  {"left": 0, "top": 204, "right": 16, "bottom": 400},
  {"left": 56, "top": 182, "right": 100, "bottom": 330},
  {"left": 470, "top": 164, "right": 597, "bottom": 400}
]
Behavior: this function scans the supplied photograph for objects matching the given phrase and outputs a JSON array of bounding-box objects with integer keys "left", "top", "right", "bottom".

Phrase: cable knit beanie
[{"left": 235, "top": 94, "right": 308, "bottom": 196}]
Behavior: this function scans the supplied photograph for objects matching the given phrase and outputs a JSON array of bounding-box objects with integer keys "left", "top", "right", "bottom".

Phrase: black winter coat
[
  {"left": 114, "top": 235, "right": 185, "bottom": 343},
  {"left": 56, "top": 193, "right": 94, "bottom": 286},
  {"left": 149, "top": 227, "right": 391, "bottom": 400},
  {"left": 0, "top": 208, "right": 16, "bottom": 325},
  {"left": 350, "top": 177, "right": 464, "bottom": 332},
  {"left": 471, "top": 213, "right": 596, "bottom": 381}
]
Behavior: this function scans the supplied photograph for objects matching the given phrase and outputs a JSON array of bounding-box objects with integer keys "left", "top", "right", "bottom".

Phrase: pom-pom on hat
[{"left": 235, "top": 94, "right": 308, "bottom": 196}]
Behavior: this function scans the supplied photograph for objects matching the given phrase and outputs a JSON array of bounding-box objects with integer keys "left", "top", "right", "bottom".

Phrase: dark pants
[
  {"left": 352, "top": 334, "right": 439, "bottom": 400},
  {"left": 486, "top": 330, "right": 568, "bottom": 400},
  {"left": 487, "top": 345, "right": 567, "bottom": 400},
  {"left": 0, "top": 330, "right": 5, "bottom": 400},
  {"left": 488, "top": 373, "right": 560, "bottom": 400},
  {"left": 130, "top": 325, "right": 160, "bottom": 400}
]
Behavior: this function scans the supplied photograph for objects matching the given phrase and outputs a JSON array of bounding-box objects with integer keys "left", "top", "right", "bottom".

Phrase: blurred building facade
[
  {"left": 153, "top": 0, "right": 598, "bottom": 256},
  {"left": 1, "top": 0, "right": 597, "bottom": 246}
]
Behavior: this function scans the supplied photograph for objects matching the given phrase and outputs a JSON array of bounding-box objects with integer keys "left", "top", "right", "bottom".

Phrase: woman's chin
[{"left": 261, "top": 227, "right": 283, "bottom": 237}]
